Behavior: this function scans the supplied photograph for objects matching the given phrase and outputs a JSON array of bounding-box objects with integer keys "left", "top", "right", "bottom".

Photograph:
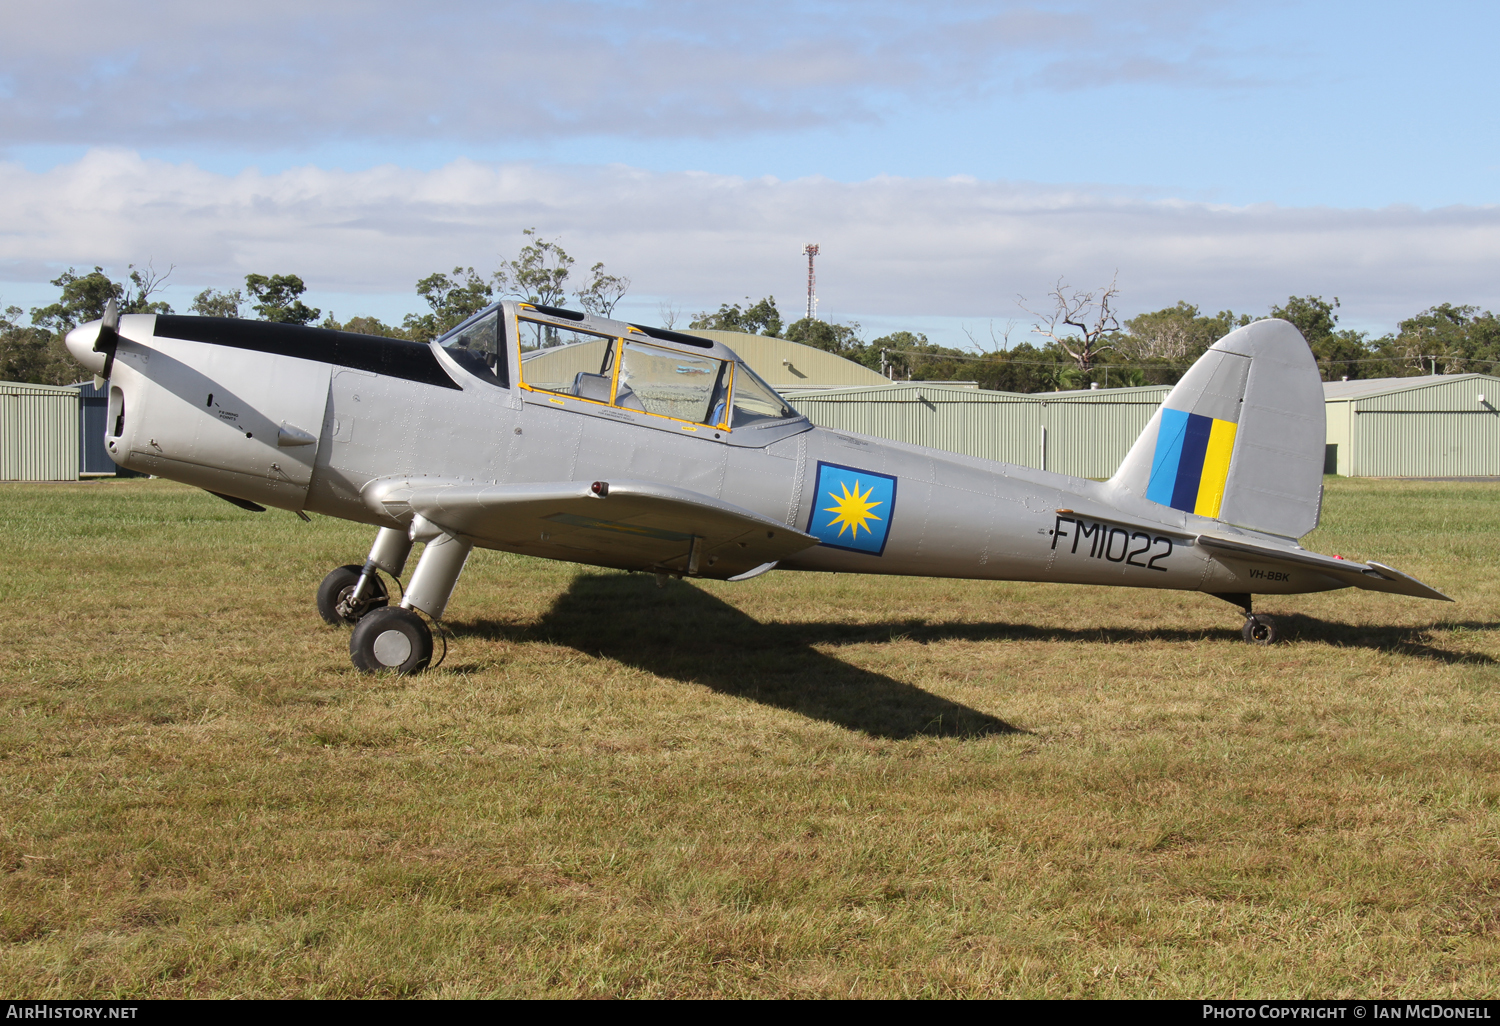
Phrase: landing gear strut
[
  {"left": 316, "top": 564, "right": 388, "bottom": 625},
  {"left": 335, "top": 519, "right": 472, "bottom": 675},
  {"left": 1214, "top": 592, "right": 1279, "bottom": 646},
  {"left": 316, "top": 526, "right": 413, "bottom": 626}
]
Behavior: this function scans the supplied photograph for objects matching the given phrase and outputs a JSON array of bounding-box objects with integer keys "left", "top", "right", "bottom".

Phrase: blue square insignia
[{"left": 806, "top": 461, "right": 897, "bottom": 555}]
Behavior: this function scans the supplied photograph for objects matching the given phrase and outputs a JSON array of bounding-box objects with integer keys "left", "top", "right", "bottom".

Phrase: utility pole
[{"left": 803, "top": 243, "right": 819, "bottom": 321}]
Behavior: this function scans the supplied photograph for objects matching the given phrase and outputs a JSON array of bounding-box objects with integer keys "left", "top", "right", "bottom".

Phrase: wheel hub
[{"left": 371, "top": 629, "right": 413, "bottom": 666}]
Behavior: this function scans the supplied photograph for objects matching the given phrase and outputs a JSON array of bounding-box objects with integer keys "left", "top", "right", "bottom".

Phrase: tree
[
  {"left": 871, "top": 331, "right": 978, "bottom": 380},
  {"left": 496, "top": 228, "right": 574, "bottom": 307},
  {"left": 0, "top": 305, "right": 69, "bottom": 384},
  {"left": 689, "top": 296, "right": 783, "bottom": 337},
  {"left": 1376, "top": 303, "right": 1500, "bottom": 375},
  {"left": 31, "top": 263, "right": 173, "bottom": 334},
  {"left": 575, "top": 262, "right": 630, "bottom": 318},
  {"left": 244, "top": 273, "right": 320, "bottom": 325},
  {"left": 783, "top": 316, "right": 862, "bottom": 358},
  {"left": 1119, "top": 303, "right": 1249, "bottom": 362},
  {"left": 406, "top": 230, "right": 626, "bottom": 340},
  {"left": 1268, "top": 295, "right": 1340, "bottom": 345},
  {"left": 1109, "top": 302, "right": 1253, "bottom": 384},
  {"left": 339, "top": 316, "right": 409, "bottom": 339},
  {"left": 402, "top": 267, "right": 493, "bottom": 342},
  {"left": 1019, "top": 276, "right": 1121, "bottom": 373},
  {"left": 191, "top": 288, "right": 242, "bottom": 318},
  {"left": 1265, "top": 295, "right": 1384, "bottom": 380},
  {"left": 119, "top": 263, "right": 174, "bottom": 315},
  {"left": 970, "top": 342, "right": 1071, "bottom": 393}
]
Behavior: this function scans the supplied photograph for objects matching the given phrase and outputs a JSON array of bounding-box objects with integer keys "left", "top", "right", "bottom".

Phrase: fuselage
[{"left": 67, "top": 305, "right": 1343, "bottom": 600}]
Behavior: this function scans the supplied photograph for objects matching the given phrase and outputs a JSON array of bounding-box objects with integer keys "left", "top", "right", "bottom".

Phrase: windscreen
[
  {"left": 440, "top": 309, "right": 508, "bottom": 387},
  {"left": 730, "top": 361, "right": 797, "bottom": 427}
]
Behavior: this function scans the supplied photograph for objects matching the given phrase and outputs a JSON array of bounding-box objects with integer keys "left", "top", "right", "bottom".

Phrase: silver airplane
[{"left": 65, "top": 298, "right": 1449, "bottom": 674}]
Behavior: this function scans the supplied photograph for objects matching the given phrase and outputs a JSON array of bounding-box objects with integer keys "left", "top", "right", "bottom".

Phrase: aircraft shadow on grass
[
  {"left": 812, "top": 614, "right": 1497, "bottom": 667},
  {"left": 454, "top": 574, "right": 1024, "bottom": 740},
  {"left": 448, "top": 578, "right": 1496, "bottom": 722}
]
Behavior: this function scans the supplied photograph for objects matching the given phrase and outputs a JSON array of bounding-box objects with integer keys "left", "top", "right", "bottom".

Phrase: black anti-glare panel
[
  {"left": 627, "top": 324, "right": 715, "bottom": 349},
  {"left": 154, "top": 316, "right": 461, "bottom": 390}
]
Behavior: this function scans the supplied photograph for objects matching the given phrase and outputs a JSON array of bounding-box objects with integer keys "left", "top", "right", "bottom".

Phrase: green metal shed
[
  {"left": 0, "top": 381, "right": 80, "bottom": 482},
  {"left": 1323, "top": 374, "right": 1500, "bottom": 477},
  {"left": 785, "top": 382, "right": 1170, "bottom": 479}
]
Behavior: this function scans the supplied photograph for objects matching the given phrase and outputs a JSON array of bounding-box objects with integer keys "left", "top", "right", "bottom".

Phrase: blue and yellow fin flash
[{"left": 1146, "top": 408, "right": 1238, "bottom": 518}]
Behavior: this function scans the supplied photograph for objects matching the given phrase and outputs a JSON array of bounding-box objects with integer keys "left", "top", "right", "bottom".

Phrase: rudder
[{"left": 1110, "top": 319, "right": 1325, "bottom": 539}]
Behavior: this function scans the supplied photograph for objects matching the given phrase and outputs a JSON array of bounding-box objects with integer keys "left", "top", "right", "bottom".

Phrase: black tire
[
  {"left": 350, "top": 607, "right": 433, "bottom": 674},
  {"left": 316, "top": 564, "right": 388, "bottom": 626},
  {"left": 1242, "top": 614, "right": 1278, "bottom": 645}
]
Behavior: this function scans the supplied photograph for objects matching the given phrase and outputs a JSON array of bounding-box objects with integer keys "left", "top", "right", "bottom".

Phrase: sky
[{"left": 3, "top": 0, "right": 1498, "bottom": 347}]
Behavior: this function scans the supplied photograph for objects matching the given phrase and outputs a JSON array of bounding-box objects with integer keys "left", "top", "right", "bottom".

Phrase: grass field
[{"left": 1, "top": 476, "right": 1497, "bottom": 998}]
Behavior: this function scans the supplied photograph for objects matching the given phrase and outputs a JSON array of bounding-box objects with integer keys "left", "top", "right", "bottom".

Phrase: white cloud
[
  {"left": 0, "top": 1, "right": 1258, "bottom": 146},
  {"left": 3, "top": 149, "right": 1496, "bottom": 335}
]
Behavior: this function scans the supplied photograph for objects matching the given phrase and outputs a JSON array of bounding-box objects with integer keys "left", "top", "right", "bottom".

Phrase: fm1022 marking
[{"left": 1051, "top": 515, "right": 1173, "bottom": 571}]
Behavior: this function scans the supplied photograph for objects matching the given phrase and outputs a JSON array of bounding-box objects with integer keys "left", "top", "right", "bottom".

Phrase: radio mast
[{"left": 803, "top": 243, "right": 819, "bottom": 321}]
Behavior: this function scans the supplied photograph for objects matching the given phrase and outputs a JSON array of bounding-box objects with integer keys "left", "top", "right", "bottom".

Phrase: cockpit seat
[{"left": 573, "top": 372, "right": 613, "bottom": 402}]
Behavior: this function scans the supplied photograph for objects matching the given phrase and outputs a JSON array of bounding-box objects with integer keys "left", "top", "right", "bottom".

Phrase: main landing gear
[
  {"left": 1215, "top": 593, "right": 1279, "bottom": 646},
  {"left": 317, "top": 522, "right": 474, "bottom": 674}
]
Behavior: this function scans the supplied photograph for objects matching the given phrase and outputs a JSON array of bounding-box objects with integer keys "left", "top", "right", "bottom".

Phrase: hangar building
[
  {"left": 784, "top": 381, "right": 1171, "bottom": 480},
  {"left": 1323, "top": 374, "right": 1500, "bottom": 477},
  {"left": 0, "top": 381, "right": 80, "bottom": 482}
]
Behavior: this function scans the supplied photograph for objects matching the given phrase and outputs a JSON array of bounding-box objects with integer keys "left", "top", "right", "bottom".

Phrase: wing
[
  {"left": 1196, "top": 533, "right": 1451, "bottom": 601},
  {"left": 365, "top": 477, "right": 819, "bottom": 579}
]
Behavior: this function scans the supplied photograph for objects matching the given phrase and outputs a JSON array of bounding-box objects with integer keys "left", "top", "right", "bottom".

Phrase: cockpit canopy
[{"left": 439, "top": 303, "right": 799, "bottom": 431}]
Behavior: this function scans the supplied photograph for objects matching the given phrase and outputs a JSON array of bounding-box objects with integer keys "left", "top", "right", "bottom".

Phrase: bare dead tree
[
  {"left": 1018, "top": 275, "right": 1121, "bottom": 372},
  {"left": 962, "top": 318, "right": 1018, "bottom": 351},
  {"left": 657, "top": 299, "right": 681, "bottom": 329}
]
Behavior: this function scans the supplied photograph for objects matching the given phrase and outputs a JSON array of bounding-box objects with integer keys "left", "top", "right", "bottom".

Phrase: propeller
[{"left": 92, "top": 298, "right": 120, "bottom": 389}]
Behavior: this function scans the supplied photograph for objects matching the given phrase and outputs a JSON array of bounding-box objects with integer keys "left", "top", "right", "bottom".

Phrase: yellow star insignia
[{"left": 822, "top": 479, "right": 884, "bottom": 539}]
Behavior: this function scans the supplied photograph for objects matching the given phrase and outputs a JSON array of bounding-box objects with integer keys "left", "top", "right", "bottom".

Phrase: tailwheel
[
  {"left": 350, "top": 607, "right": 433, "bottom": 674},
  {"left": 1242, "top": 614, "right": 1279, "bottom": 645},
  {"left": 316, "top": 564, "right": 389, "bottom": 626}
]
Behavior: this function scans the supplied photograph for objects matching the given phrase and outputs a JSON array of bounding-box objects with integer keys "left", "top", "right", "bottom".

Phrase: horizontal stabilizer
[
  {"left": 365, "top": 478, "right": 818, "bottom": 579},
  {"left": 1197, "top": 533, "right": 1451, "bottom": 601}
]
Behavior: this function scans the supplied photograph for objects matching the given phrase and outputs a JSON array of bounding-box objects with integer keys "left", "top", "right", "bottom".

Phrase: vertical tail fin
[{"left": 1110, "top": 319, "right": 1325, "bottom": 539}]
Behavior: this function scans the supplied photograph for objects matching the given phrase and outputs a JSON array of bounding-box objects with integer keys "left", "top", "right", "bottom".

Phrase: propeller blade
[{"left": 93, "top": 298, "right": 121, "bottom": 381}]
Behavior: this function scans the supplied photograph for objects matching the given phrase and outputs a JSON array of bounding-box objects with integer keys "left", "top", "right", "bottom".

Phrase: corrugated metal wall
[
  {"left": 1354, "top": 411, "right": 1500, "bottom": 476},
  {"left": 787, "top": 384, "right": 1169, "bottom": 478},
  {"left": 789, "top": 386, "right": 1043, "bottom": 465},
  {"left": 0, "top": 383, "right": 80, "bottom": 482},
  {"left": 75, "top": 380, "right": 117, "bottom": 474},
  {"left": 1326, "top": 376, "right": 1500, "bottom": 477},
  {"left": 1040, "top": 390, "right": 1171, "bottom": 479}
]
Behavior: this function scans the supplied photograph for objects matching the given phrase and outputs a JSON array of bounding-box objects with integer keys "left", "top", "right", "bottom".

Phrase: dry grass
[{"left": 0, "top": 476, "right": 1497, "bottom": 998}]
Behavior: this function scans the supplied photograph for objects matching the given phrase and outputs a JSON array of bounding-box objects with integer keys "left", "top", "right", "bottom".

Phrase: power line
[{"left": 876, "top": 346, "right": 1500, "bottom": 371}]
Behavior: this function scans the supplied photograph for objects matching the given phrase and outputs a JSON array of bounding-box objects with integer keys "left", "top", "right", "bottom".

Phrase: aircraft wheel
[
  {"left": 1242, "top": 614, "right": 1278, "bottom": 645},
  {"left": 350, "top": 607, "right": 432, "bottom": 674},
  {"left": 317, "top": 565, "right": 388, "bottom": 626}
]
